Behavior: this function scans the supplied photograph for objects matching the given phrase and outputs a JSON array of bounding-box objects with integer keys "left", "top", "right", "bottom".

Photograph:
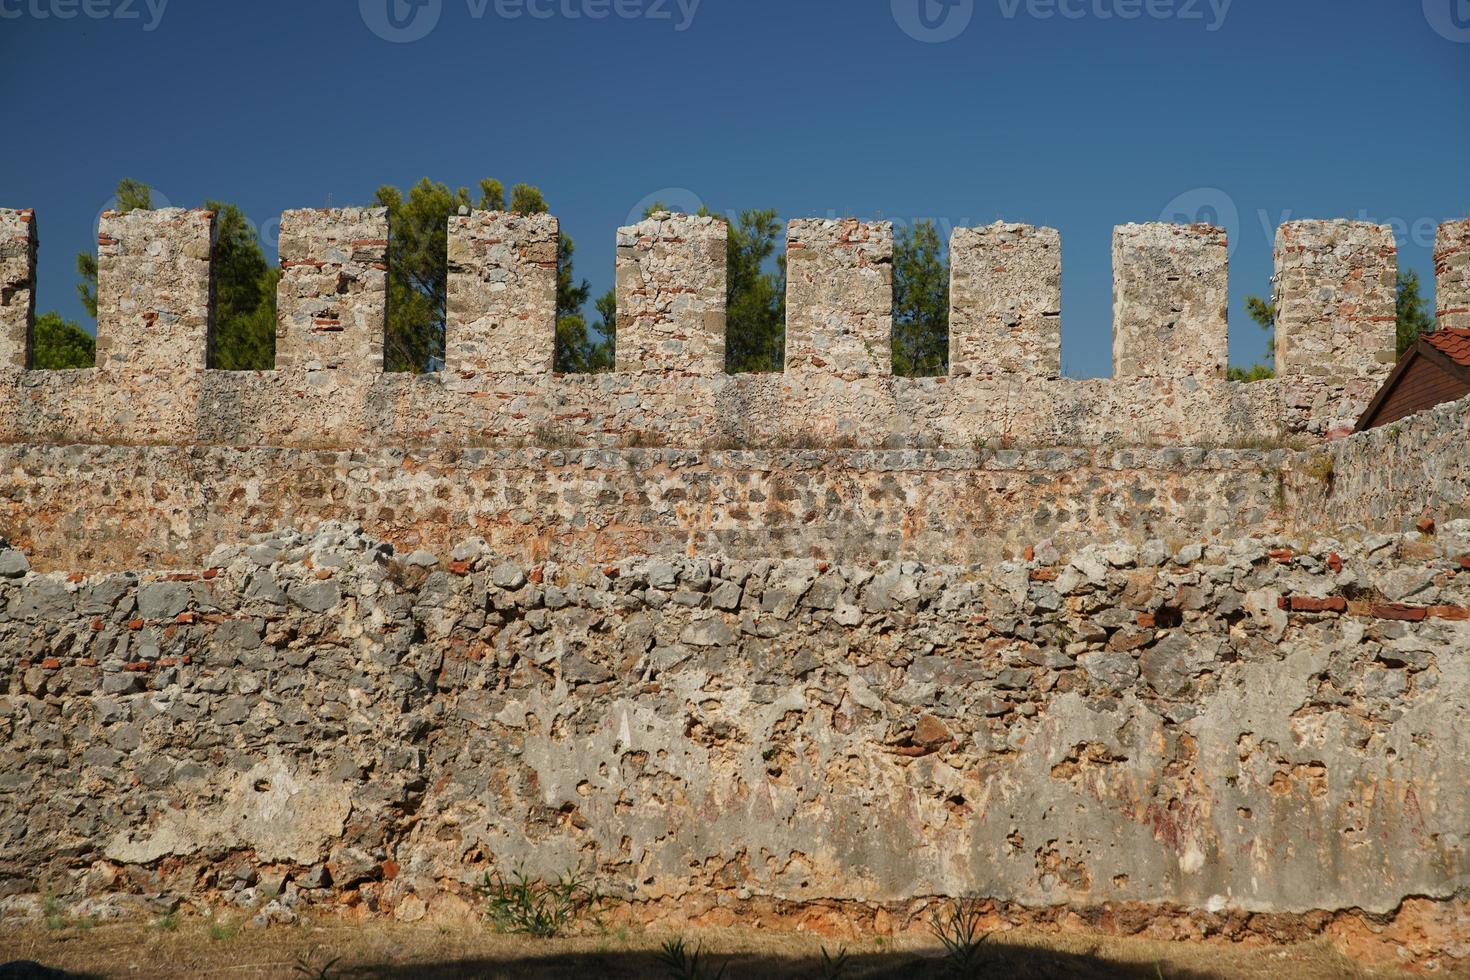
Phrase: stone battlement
[{"left": 4, "top": 207, "right": 1465, "bottom": 450}]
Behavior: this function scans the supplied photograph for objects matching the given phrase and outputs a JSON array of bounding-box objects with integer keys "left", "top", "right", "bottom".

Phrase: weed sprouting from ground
[
  {"left": 657, "top": 937, "right": 728, "bottom": 980},
  {"left": 929, "top": 898, "right": 992, "bottom": 973},
  {"left": 292, "top": 952, "right": 343, "bottom": 979},
  {"left": 819, "top": 944, "right": 852, "bottom": 978},
  {"left": 476, "top": 867, "right": 603, "bottom": 938}
]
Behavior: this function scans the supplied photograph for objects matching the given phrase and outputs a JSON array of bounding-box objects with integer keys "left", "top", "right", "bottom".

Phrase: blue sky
[{"left": 2, "top": 0, "right": 1468, "bottom": 376}]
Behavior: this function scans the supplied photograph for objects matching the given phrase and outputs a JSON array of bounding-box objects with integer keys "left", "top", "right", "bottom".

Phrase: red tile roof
[{"left": 1426, "top": 328, "right": 1470, "bottom": 367}]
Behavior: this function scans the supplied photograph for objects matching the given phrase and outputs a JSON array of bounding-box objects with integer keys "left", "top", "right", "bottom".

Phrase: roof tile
[{"left": 1426, "top": 328, "right": 1470, "bottom": 367}]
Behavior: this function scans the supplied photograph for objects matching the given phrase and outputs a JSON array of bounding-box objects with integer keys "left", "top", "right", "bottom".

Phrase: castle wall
[
  {"left": 445, "top": 211, "right": 559, "bottom": 375},
  {"left": 1436, "top": 219, "right": 1470, "bottom": 331},
  {"left": 616, "top": 212, "right": 727, "bottom": 374},
  {"left": 0, "top": 443, "right": 1286, "bottom": 573},
  {"left": 93, "top": 209, "right": 216, "bottom": 373},
  {"left": 3, "top": 205, "right": 1434, "bottom": 446},
  {"left": 275, "top": 208, "right": 389, "bottom": 375},
  {"left": 1274, "top": 220, "right": 1398, "bottom": 383},
  {"left": 2, "top": 524, "right": 1467, "bottom": 965},
  {"left": 0, "top": 209, "right": 36, "bottom": 370},
  {"left": 785, "top": 219, "right": 893, "bottom": 377},
  {"left": 1292, "top": 393, "right": 1470, "bottom": 533},
  {"left": 949, "top": 222, "right": 1061, "bottom": 379}
]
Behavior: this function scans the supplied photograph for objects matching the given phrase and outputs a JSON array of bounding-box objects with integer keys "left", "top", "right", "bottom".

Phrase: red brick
[
  {"left": 1327, "top": 553, "right": 1344, "bottom": 574},
  {"left": 1372, "top": 604, "right": 1428, "bottom": 623},
  {"left": 1417, "top": 517, "right": 1437, "bottom": 535},
  {"left": 1290, "top": 596, "right": 1348, "bottom": 614},
  {"left": 1429, "top": 605, "right": 1470, "bottom": 621}
]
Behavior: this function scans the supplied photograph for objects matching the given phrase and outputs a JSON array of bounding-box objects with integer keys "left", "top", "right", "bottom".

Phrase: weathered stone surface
[
  {"left": 1112, "top": 223, "right": 1228, "bottom": 379},
  {"left": 785, "top": 219, "right": 893, "bottom": 377},
  {"left": 0, "top": 443, "right": 1292, "bottom": 573},
  {"left": 94, "top": 209, "right": 216, "bottom": 373},
  {"left": 445, "top": 211, "right": 558, "bottom": 375},
  {"left": 616, "top": 213, "right": 727, "bottom": 374},
  {"left": 950, "top": 223, "right": 1061, "bottom": 378},
  {"left": 0, "top": 210, "right": 37, "bottom": 370},
  {"left": 275, "top": 208, "right": 388, "bottom": 375},
  {"left": 1, "top": 523, "right": 1467, "bottom": 962},
  {"left": 1274, "top": 220, "right": 1397, "bottom": 383},
  {"left": 1436, "top": 219, "right": 1470, "bottom": 331}
]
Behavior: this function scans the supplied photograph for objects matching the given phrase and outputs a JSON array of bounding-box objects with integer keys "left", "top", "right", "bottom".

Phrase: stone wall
[
  {"left": 0, "top": 443, "right": 1288, "bottom": 574},
  {"left": 616, "top": 213, "right": 727, "bottom": 374},
  {"left": 275, "top": 208, "right": 389, "bottom": 375},
  {"left": 949, "top": 223, "right": 1061, "bottom": 379},
  {"left": 1274, "top": 220, "right": 1398, "bottom": 385},
  {"left": 0, "top": 209, "right": 36, "bottom": 370},
  {"left": 93, "top": 208, "right": 216, "bottom": 373},
  {"left": 3, "top": 205, "right": 1441, "bottom": 444},
  {"left": 3, "top": 523, "right": 1468, "bottom": 966},
  {"left": 1112, "top": 223, "right": 1228, "bottom": 379},
  {"left": 1291, "top": 393, "right": 1470, "bottom": 534},
  {"left": 445, "top": 211, "right": 559, "bottom": 375},
  {"left": 1437, "top": 219, "right": 1470, "bottom": 331},
  {"left": 785, "top": 219, "right": 894, "bottom": 377}
]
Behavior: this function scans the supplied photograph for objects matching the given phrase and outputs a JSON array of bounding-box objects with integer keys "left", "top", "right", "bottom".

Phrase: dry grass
[{"left": 1, "top": 918, "right": 1441, "bottom": 980}]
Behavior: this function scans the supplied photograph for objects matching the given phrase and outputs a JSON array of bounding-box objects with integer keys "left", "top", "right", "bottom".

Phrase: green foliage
[
  {"left": 476, "top": 867, "right": 602, "bottom": 938},
  {"left": 1397, "top": 268, "right": 1435, "bottom": 357},
  {"left": 74, "top": 180, "right": 277, "bottom": 370},
  {"left": 657, "top": 937, "right": 728, "bottom": 980},
  {"left": 374, "top": 178, "right": 503, "bottom": 372},
  {"left": 892, "top": 219, "right": 949, "bottom": 377},
  {"left": 32, "top": 311, "right": 95, "bottom": 369},
  {"left": 205, "top": 200, "right": 279, "bottom": 371},
  {"left": 1228, "top": 363, "right": 1275, "bottom": 383},
  {"left": 376, "top": 177, "right": 604, "bottom": 373},
  {"left": 722, "top": 208, "right": 786, "bottom": 374},
  {"left": 929, "top": 898, "right": 991, "bottom": 973},
  {"left": 1233, "top": 295, "right": 1278, "bottom": 381}
]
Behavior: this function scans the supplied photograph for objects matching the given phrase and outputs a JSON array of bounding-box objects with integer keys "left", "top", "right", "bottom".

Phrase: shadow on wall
[{"left": 331, "top": 948, "right": 1224, "bottom": 980}]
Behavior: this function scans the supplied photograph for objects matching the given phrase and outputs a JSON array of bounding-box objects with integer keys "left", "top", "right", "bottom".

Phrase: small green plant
[
  {"left": 657, "top": 937, "right": 728, "bottom": 980},
  {"left": 1304, "top": 453, "right": 1336, "bottom": 488},
  {"left": 292, "top": 952, "right": 343, "bottom": 979},
  {"left": 929, "top": 897, "right": 991, "bottom": 973},
  {"left": 477, "top": 866, "right": 602, "bottom": 938},
  {"left": 208, "top": 917, "right": 240, "bottom": 941},
  {"left": 819, "top": 945, "right": 851, "bottom": 979},
  {"left": 154, "top": 913, "right": 180, "bottom": 931},
  {"left": 42, "top": 896, "right": 66, "bottom": 931},
  {"left": 75, "top": 915, "right": 98, "bottom": 931}
]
